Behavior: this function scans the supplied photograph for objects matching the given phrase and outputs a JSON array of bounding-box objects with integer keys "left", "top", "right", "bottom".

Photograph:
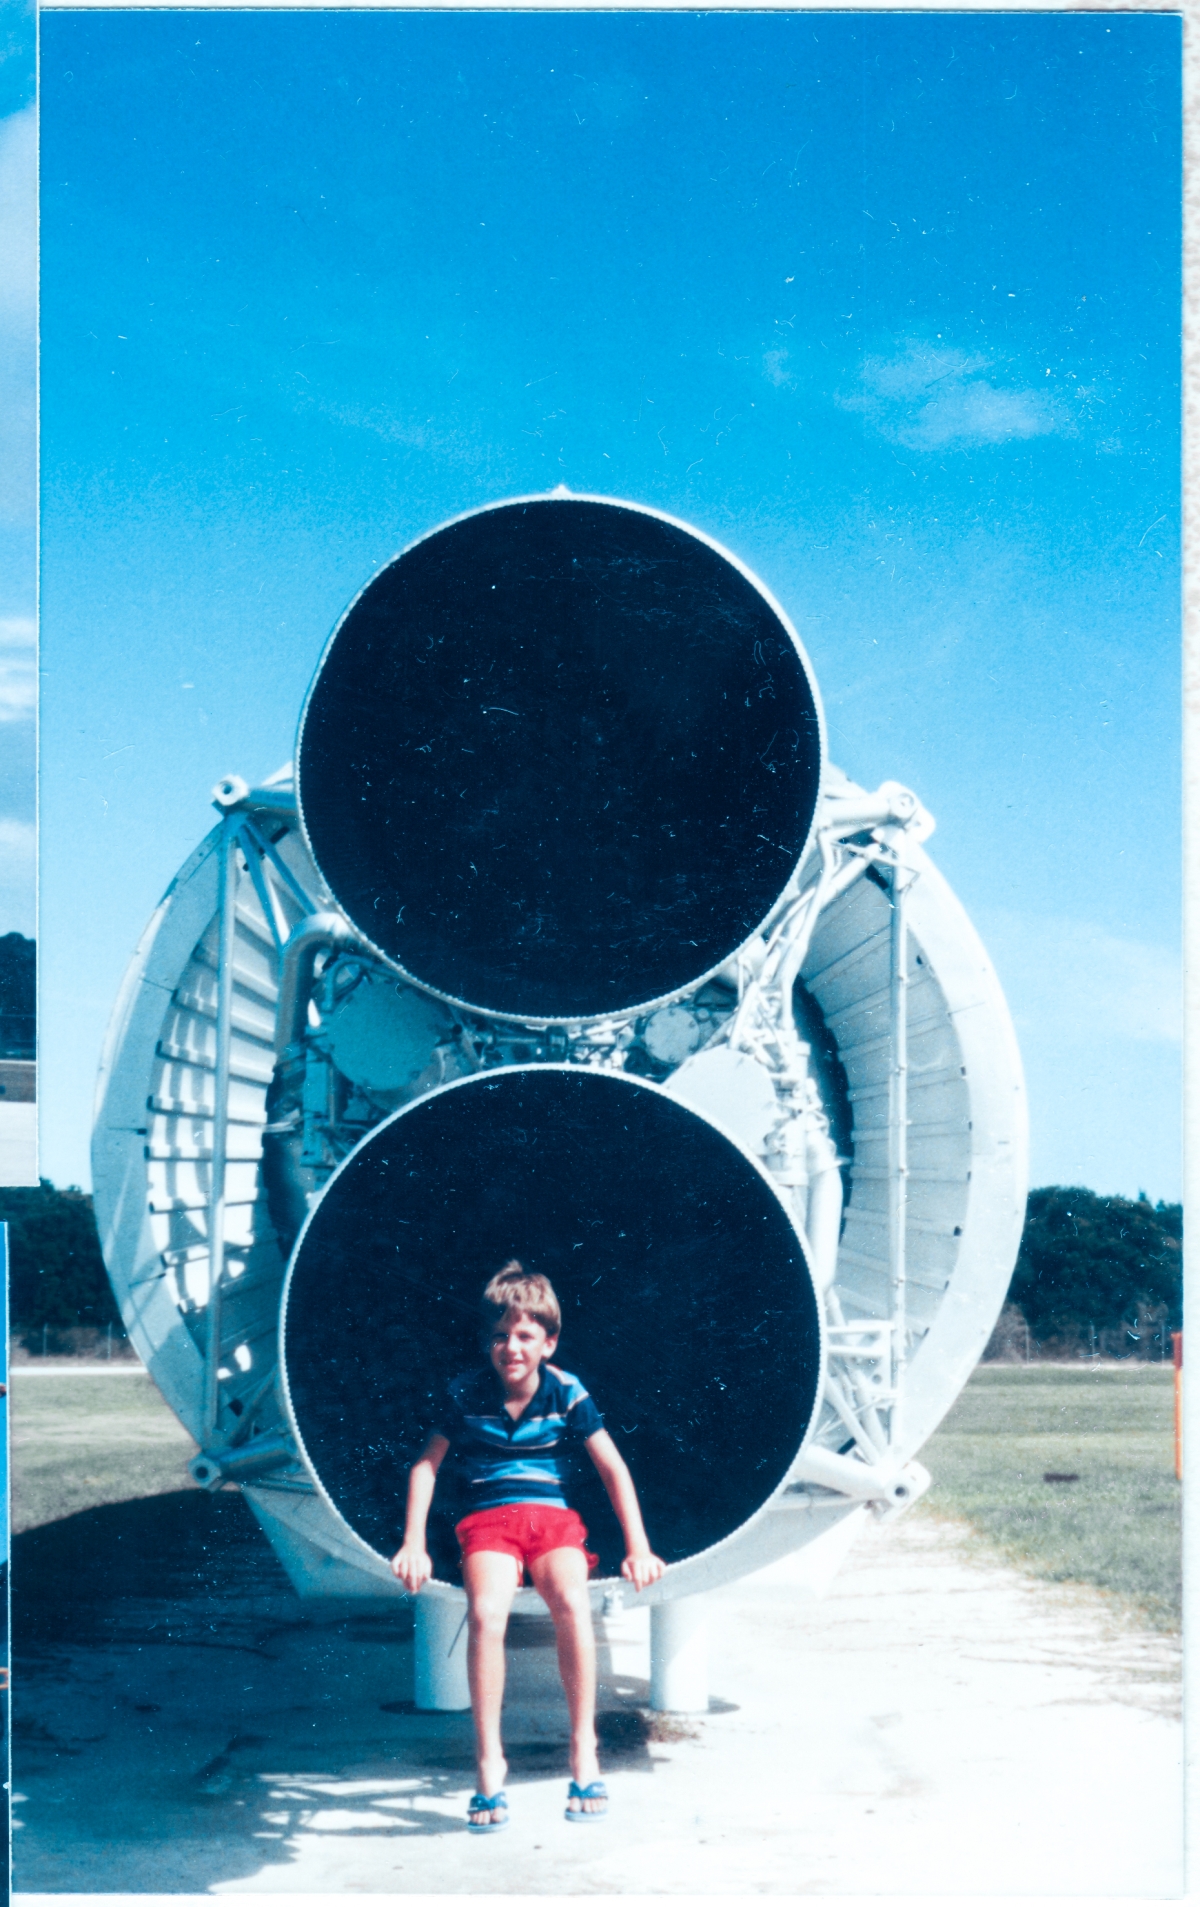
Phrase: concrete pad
[
  {"left": 0, "top": 1096, "right": 36, "bottom": 1184},
  {"left": 12, "top": 1504, "right": 1181, "bottom": 1898}
]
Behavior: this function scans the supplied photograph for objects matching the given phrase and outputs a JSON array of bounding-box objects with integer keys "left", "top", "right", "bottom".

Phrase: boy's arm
[
  {"left": 584, "top": 1428, "right": 666, "bottom": 1591},
  {"left": 390, "top": 1433, "right": 449, "bottom": 1593}
]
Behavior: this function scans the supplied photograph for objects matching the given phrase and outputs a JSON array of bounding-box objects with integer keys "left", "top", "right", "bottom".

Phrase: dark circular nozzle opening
[
  {"left": 281, "top": 1068, "right": 821, "bottom": 1581},
  {"left": 296, "top": 498, "right": 822, "bottom": 1021}
]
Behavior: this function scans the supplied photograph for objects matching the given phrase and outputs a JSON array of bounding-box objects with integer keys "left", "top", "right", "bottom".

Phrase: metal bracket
[
  {"left": 714, "top": 781, "right": 932, "bottom": 1492},
  {"left": 190, "top": 1431, "right": 300, "bottom": 1490},
  {"left": 191, "top": 771, "right": 935, "bottom": 1512}
]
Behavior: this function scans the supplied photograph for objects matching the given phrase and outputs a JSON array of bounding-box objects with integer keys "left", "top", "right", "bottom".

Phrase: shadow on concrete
[
  {"left": 13, "top": 1489, "right": 657, "bottom": 1892},
  {"left": 15, "top": 1488, "right": 298, "bottom": 1645}
]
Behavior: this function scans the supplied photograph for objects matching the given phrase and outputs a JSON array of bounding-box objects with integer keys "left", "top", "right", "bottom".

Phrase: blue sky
[
  {"left": 0, "top": 0, "right": 34, "bottom": 939},
  {"left": 30, "top": 8, "right": 1181, "bottom": 1198}
]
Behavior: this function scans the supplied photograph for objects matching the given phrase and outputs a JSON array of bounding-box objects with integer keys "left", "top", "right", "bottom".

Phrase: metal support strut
[
  {"left": 888, "top": 862, "right": 910, "bottom": 1446},
  {"left": 204, "top": 818, "right": 240, "bottom": 1441},
  {"left": 775, "top": 785, "right": 933, "bottom": 1515}
]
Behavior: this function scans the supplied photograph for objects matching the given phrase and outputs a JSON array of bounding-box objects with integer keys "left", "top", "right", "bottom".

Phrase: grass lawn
[
  {"left": 916, "top": 1363, "right": 1181, "bottom": 1631},
  {"left": 10, "top": 1370, "right": 198, "bottom": 1534},
  {"left": 9, "top": 1362, "right": 1183, "bottom": 1634}
]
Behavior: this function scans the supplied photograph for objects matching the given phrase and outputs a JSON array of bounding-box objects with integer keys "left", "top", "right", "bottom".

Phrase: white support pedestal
[
  {"left": 414, "top": 1595, "right": 471, "bottom": 1711},
  {"left": 650, "top": 1596, "right": 709, "bottom": 1713}
]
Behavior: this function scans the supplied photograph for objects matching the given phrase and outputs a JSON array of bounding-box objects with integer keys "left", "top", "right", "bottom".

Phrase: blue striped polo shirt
[{"left": 435, "top": 1363, "right": 604, "bottom": 1512}]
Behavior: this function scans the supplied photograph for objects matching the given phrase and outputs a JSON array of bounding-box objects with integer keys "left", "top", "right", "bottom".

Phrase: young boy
[{"left": 391, "top": 1260, "right": 665, "bottom": 1832}]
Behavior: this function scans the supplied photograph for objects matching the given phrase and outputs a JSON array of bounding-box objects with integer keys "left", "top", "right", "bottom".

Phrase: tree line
[
  {"left": 0, "top": 1181, "right": 121, "bottom": 1338},
  {"left": 993, "top": 1184, "right": 1182, "bottom": 1361},
  {"left": 0, "top": 932, "right": 35, "bottom": 1059},
  {"left": 0, "top": 1178, "right": 1184, "bottom": 1355}
]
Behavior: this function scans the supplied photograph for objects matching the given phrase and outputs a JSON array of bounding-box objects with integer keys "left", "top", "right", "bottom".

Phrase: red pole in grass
[{"left": 1172, "top": 1332, "right": 1183, "bottom": 1481}]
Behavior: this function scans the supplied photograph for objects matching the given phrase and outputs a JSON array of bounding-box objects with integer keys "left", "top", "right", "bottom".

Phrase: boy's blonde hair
[{"left": 482, "top": 1260, "right": 561, "bottom": 1338}]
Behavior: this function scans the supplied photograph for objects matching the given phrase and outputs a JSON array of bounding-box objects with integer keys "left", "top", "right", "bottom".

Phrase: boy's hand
[
  {"left": 391, "top": 1544, "right": 433, "bottom": 1594},
  {"left": 621, "top": 1550, "right": 666, "bottom": 1592}
]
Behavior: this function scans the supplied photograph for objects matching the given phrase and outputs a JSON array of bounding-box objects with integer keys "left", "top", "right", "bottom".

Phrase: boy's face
[{"left": 489, "top": 1310, "right": 557, "bottom": 1389}]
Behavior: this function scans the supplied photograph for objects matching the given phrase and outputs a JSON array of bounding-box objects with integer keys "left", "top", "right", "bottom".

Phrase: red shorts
[{"left": 455, "top": 1504, "right": 599, "bottom": 1583}]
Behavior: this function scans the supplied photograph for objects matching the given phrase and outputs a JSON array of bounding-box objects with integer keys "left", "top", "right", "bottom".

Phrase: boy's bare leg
[
  {"left": 462, "top": 1550, "right": 521, "bottom": 1825},
  {"left": 529, "top": 1547, "right": 603, "bottom": 1814}
]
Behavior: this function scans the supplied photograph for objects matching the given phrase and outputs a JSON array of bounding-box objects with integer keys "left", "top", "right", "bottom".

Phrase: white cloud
[
  {"left": 0, "top": 818, "right": 34, "bottom": 863},
  {"left": 974, "top": 907, "right": 1180, "bottom": 1048},
  {"left": 969, "top": 905, "right": 1181, "bottom": 1199},
  {"left": 0, "top": 817, "right": 34, "bottom": 938},
  {"left": 838, "top": 342, "right": 1065, "bottom": 450},
  {"left": 0, "top": 105, "right": 34, "bottom": 534},
  {"left": 0, "top": 615, "right": 34, "bottom": 721},
  {"left": 0, "top": 104, "right": 35, "bottom": 333},
  {"left": 292, "top": 390, "right": 507, "bottom": 482}
]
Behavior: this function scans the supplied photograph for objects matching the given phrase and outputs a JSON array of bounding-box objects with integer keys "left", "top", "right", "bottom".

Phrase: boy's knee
[
  {"left": 544, "top": 1581, "right": 592, "bottom": 1627},
  {"left": 467, "top": 1594, "right": 510, "bottom": 1638}
]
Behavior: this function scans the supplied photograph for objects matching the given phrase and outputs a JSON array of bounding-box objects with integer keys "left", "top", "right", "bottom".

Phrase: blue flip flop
[
  {"left": 467, "top": 1790, "right": 509, "bottom": 1833},
  {"left": 565, "top": 1778, "right": 608, "bottom": 1823}
]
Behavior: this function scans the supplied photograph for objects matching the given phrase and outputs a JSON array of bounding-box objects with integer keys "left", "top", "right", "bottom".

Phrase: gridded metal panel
[
  {"left": 92, "top": 764, "right": 1026, "bottom": 1596},
  {"left": 93, "top": 811, "right": 319, "bottom": 1450},
  {"left": 803, "top": 874, "right": 968, "bottom": 1337}
]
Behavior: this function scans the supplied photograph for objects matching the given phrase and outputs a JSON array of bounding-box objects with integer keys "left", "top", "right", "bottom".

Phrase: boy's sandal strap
[
  {"left": 565, "top": 1778, "right": 608, "bottom": 1822},
  {"left": 467, "top": 1790, "right": 509, "bottom": 1832}
]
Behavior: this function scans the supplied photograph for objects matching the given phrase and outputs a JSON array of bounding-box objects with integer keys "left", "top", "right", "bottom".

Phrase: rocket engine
[{"left": 92, "top": 495, "right": 1027, "bottom": 1680}]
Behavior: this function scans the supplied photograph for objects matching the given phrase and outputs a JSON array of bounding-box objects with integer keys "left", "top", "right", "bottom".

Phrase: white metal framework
[{"left": 92, "top": 759, "right": 1026, "bottom": 1613}]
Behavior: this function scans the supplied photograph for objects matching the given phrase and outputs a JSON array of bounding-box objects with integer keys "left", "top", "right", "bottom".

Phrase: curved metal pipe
[
  {"left": 805, "top": 1145, "right": 845, "bottom": 1293},
  {"left": 261, "top": 912, "right": 375, "bottom": 1258},
  {"left": 190, "top": 1432, "right": 299, "bottom": 1490},
  {"left": 816, "top": 779, "right": 928, "bottom": 840},
  {"left": 211, "top": 773, "right": 299, "bottom": 819},
  {"left": 275, "top": 913, "right": 369, "bottom": 1063},
  {"left": 788, "top": 1447, "right": 930, "bottom": 1515}
]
